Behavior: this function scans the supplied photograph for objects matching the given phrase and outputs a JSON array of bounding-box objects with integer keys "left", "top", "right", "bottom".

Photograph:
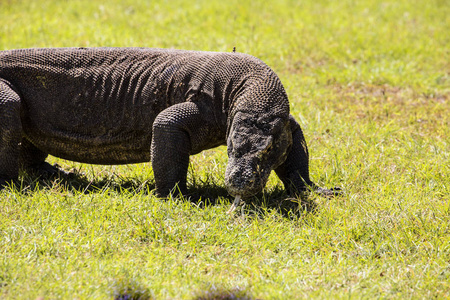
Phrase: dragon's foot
[
  {"left": 314, "top": 186, "right": 342, "bottom": 197},
  {"left": 289, "top": 185, "right": 342, "bottom": 198}
]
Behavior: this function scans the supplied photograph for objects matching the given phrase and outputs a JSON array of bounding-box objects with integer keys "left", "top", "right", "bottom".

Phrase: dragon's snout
[{"left": 224, "top": 161, "right": 269, "bottom": 198}]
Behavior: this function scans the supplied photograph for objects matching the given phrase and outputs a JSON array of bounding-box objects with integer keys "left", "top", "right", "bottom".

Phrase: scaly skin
[{"left": 0, "top": 47, "right": 338, "bottom": 199}]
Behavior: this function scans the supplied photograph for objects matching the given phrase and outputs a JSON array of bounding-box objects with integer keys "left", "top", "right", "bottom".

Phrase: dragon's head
[{"left": 225, "top": 111, "right": 292, "bottom": 198}]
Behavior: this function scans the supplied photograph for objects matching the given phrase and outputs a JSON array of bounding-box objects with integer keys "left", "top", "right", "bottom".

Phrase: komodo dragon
[{"left": 0, "top": 47, "right": 338, "bottom": 208}]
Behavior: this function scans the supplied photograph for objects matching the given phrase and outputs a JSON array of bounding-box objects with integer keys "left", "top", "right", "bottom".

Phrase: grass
[{"left": 1, "top": 0, "right": 449, "bottom": 298}]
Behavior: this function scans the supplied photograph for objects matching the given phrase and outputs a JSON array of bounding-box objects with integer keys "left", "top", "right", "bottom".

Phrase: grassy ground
[{"left": 1, "top": 0, "right": 449, "bottom": 298}]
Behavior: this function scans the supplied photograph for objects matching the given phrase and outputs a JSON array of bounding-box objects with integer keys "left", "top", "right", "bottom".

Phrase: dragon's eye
[
  {"left": 259, "top": 123, "right": 272, "bottom": 132},
  {"left": 243, "top": 118, "right": 254, "bottom": 127}
]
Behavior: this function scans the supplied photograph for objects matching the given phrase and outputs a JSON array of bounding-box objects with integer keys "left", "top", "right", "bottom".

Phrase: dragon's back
[
  {"left": 0, "top": 47, "right": 284, "bottom": 164},
  {"left": 0, "top": 48, "right": 170, "bottom": 163}
]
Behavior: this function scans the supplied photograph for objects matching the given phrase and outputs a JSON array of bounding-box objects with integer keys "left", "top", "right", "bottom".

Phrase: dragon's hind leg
[
  {"left": 0, "top": 79, "right": 22, "bottom": 189},
  {"left": 19, "top": 138, "right": 70, "bottom": 179}
]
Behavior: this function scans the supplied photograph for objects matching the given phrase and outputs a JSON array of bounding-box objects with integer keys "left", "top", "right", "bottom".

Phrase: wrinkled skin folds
[{"left": 0, "top": 47, "right": 339, "bottom": 200}]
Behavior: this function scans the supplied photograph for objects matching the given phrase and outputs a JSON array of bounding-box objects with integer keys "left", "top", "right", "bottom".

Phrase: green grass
[{"left": 1, "top": 0, "right": 449, "bottom": 298}]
